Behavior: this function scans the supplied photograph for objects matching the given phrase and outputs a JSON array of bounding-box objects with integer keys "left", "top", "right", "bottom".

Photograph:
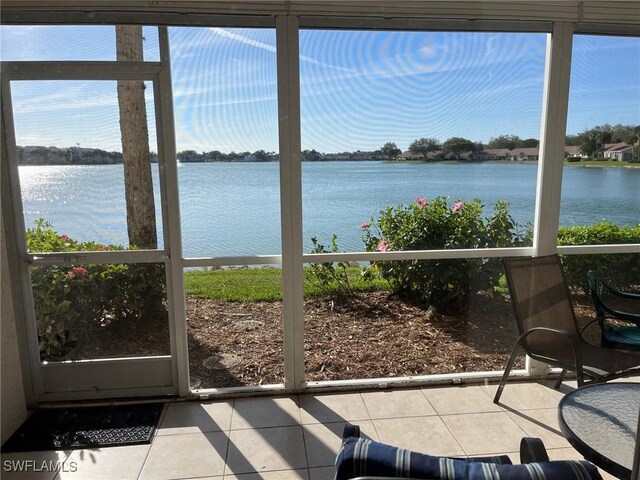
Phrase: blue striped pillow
[{"left": 335, "top": 437, "right": 602, "bottom": 480}]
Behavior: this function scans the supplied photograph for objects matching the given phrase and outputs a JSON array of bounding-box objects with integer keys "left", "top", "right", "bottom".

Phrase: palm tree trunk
[{"left": 116, "top": 25, "right": 157, "bottom": 249}]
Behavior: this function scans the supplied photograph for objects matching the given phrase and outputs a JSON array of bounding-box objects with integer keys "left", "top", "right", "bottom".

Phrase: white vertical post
[
  {"left": 534, "top": 22, "right": 573, "bottom": 257},
  {"left": 529, "top": 22, "right": 574, "bottom": 376},
  {"left": 276, "top": 15, "right": 305, "bottom": 390},
  {"left": 156, "top": 26, "right": 190, "bottom": 396}
]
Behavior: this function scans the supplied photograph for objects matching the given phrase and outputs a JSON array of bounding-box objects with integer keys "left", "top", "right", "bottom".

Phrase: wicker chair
[{"left": 494, "top": 254, "right": 640, "bottom": 404}]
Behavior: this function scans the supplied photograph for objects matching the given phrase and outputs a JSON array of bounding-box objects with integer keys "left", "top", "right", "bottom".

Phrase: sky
[{"left": 1, "top": 26, "right": 639, "bottom": 153}]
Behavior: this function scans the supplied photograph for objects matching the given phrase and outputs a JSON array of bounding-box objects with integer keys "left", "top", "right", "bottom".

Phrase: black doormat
[{"left": 1, "top": 403, "right": 164, "bottom": 452}]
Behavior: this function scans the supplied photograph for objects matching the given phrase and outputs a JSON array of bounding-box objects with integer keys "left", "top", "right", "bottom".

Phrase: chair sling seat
[{"left": 577, "top": 341, "right": 640, "bottom": 376}]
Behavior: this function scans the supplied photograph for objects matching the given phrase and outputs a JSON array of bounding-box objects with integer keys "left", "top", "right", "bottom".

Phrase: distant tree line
[
  {"left": 177, "top": 149, "right": 278, "bottom": 162},
  {"left": 17, "top": 146, "right": 137, "bottom": 165},
  {"left": 378, "top": 123, "right": 639, "bottom": 161},
  {"left": 565, "top": 123, "right": 640, "bottom": 158},
  {"left": 405, "top": 137, "right": 486, "bottom": 160},
  {"left": 486, "top": 135, "right": 540, "bottom": 149},
  {"left": 17, "top": 123, "right": 640, "bottom": 165},
  {"left": 301, "top": 149, "right": 383, "bottom": 162},
  {"left": 17, "top": 146, "right": 277, "bottom": 165},
  {"left": 377, "top": 135, "right": 539, "bottom": 162}
]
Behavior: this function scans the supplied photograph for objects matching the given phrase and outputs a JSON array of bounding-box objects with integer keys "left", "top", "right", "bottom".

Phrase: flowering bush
[
  {"left": 362, "top": 196, "right": 529, "bottom": 312},
  {"left": 27, "top": 219, "right": 166, "bottom": 360}
]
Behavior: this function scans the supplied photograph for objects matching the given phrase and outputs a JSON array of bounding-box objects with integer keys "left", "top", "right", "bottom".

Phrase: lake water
[{"left": 18, "top": 162, "right": 640, "bottom": 258}]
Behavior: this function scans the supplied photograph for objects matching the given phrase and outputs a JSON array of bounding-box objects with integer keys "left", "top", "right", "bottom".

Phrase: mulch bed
[{"left": 70, "top": 291, "right": 604, "bottom": 390}]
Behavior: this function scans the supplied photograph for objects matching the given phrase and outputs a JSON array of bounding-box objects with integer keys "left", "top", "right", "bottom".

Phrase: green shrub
[
  {"left": 27, "top": 219, "right": 165, "bottom": 360},
  {"left": 30, "top": 268, "right": 78, "bottom": 360},
  {"left": 566, "top": 156, "right": 582, "bottom": 162},
  {"left": 362, "top": 197, "right": 528, "bottom": 312},
  {"left": 558, "top": 222, "right": 640, "bottom": 292},
  {"left": 307, "top": 235, "right": 356, "bottom": 299}
]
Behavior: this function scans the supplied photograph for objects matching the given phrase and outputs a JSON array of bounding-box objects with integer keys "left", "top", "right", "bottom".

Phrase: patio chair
[
  {"left": 493, "top": 254, "right": 640, "bottom": 404},
  {"left": 587, "top": 270, "right": 640, "bottom": 350},
  {"left": 336, "top": 424, "right": 603, "bottom": 479}
]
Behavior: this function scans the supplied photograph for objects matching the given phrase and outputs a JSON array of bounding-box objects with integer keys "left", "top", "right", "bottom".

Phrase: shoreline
[{"left": 18, "top": 158, "right": 640, "bottom": 168}]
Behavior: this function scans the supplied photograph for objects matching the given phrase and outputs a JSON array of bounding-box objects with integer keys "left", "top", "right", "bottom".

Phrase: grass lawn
[
  {"left": 565, "top": 159, "right": 639, "bottom": 167},
  {"left": 184, "top": 266, "right": 389, "bottom": 302}
]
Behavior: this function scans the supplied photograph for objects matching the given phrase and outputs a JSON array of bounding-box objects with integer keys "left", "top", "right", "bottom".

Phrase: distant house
[
  {"left": 564, "top": 146, "right": 587, "bottom": 158},
  {"left": 399, "top": 150, "right": 425, "bottom": 160},
  {"left": 603, "top": 142, "right": 633, "bottom": 161},
  {"left": 474, "top": 148, "right": 511, "bottom": 160},
  {"left": 509, "top": 147, "right": 539, "bottom": 161}
]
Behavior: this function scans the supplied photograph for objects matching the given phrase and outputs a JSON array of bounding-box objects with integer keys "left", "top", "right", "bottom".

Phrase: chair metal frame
[
  {"left": 494, "top": 255, "right": 640, "bottom": 404},
  {"left": 587, "top": 270, "right": 640, "bottom": 350}
]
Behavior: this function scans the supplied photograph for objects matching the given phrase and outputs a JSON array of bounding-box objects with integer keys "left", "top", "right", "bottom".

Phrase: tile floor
[{"left": 1, "top": 380, "right": 622, "bottom": 480}]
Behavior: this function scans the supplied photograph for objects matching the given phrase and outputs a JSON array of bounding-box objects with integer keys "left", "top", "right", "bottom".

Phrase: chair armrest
[
  {"left": 515, "top": 327, "right": 584, "bottom": 382},
  {"left": 602, "top": 283, "right": 640, "bottom": 301},
  {"left": 519, "top": 327, "right": 581, "bottom": 351},
  {"left": 600, "top": 282, "right": 640, "bottom": 306},
  {"left": 520, "top": 437, "right": 550, "bottom": 464},
  {"left": 343, "top": 423, "right": 361, "bottom": 440},
  {"left": 600, "top": 296, "right": 640, "bottom": 326},
  {"left": 603, "top": 310, "right": 640, "bottom": 325}
]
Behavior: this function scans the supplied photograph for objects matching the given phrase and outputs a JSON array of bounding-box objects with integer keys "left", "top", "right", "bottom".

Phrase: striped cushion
[{"left": 335, "top": 437, "right": 603, "bottom": 480}]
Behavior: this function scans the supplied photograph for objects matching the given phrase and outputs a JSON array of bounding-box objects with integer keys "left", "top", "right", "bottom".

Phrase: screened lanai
[{"left": 1, "top": 0, "right": 639, "bottom": 441}]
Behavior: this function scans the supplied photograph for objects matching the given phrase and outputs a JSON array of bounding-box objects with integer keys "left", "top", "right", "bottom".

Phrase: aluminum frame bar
[
  {"left": 1, "top": 11, "right": 276, "bottom": 27},
  {"left": 1, "top": 61, "right": 162, "bottom": 80},
  {"left": 299, "top": 16, "right": 552, "bottom": 32},
  {"left": 1, "top": 77, "right": 45, "bottom": 402},
  {"left": 27, "top": 250, "right": 169, "bottom": 265},
  {"left": 276, "top": 15, "right": 306, "bottom": 390},
  {"left": 155, "top": 26, "right": 190, "bottom": 397},
  {"left": 534, "top": 23, "right": 574, "bottom": 258}
]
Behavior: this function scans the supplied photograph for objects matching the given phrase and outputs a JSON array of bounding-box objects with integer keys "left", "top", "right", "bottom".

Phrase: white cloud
[
  {"left": 174, "top": 93, "right": 277, "bottom": 110},
  {"left": 419, "top": 42, "right": 438, "bottom": 58},
  {"left": 12, "top": 82, "right": 155, "bottom": 114},
  {"left": 209, "top": 28, "right": 356, "bottom": 73},
  {"left": 210, "top": 28, "right": 276, "bottom": 53},
  {"left": 14, "top": 93, "right": 117, "bottom": 114}
]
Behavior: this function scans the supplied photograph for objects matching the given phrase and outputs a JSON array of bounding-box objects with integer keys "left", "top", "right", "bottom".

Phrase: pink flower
[
  {"left": 416, "top": 197, "right": 428, "bottom": 208},
  {"left": 360, "top": 222, "right": 371, "bottom": 229},
  {"left": 377, "top": 240, "right": 389, "bottom": 252},
  {"left": 452, "top": 201, "right": 464, "bottom": 213},
  {"left": 71, "top": 266, "right": 88, "bottom": 277},
  {"left": 60, "top": 234, "right": 70, "bottom": 241}
]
